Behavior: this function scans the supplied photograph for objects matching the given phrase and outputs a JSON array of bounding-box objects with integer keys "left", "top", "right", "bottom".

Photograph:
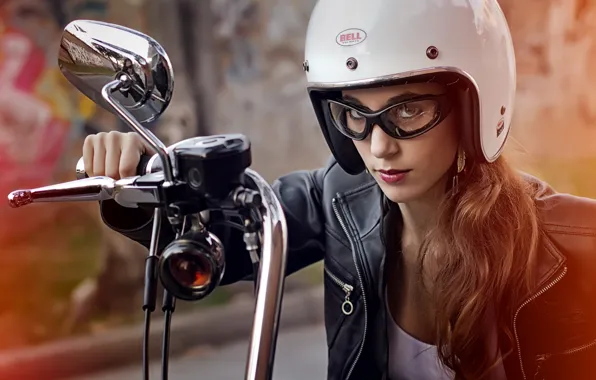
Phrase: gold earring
[
  {"left": 452, "top": 148, "right": 466, "bottom": 196},
  {"left": 457, "top": 148, "right": 466, "bottom": 174}
]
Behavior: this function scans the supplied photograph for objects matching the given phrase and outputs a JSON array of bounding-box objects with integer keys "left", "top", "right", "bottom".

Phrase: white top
[
  {"left": 385, "top": 288, "right": 508, "bottom": 380},
  {"left": 385, "top": 288, "right": 454, "bottom": 380}
]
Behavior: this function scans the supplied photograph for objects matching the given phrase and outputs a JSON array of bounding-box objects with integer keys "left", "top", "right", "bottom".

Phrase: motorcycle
[{"left": 7, "top": 20, "right": 288, "bottom": 380}]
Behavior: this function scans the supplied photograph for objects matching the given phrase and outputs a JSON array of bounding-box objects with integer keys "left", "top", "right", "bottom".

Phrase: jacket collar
[{"left": 336, "top": 172, "right": 568, "bottom": 300}]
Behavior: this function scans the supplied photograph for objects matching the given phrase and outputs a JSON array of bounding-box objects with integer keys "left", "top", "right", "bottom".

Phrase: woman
[{"left": 83, "top": 0, "right": 596, "bottom": 379}]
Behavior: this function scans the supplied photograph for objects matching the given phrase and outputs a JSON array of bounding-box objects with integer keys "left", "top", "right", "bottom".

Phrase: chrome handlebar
[{"left": 7, "top": 152, "right": 288, "bottom": 380}]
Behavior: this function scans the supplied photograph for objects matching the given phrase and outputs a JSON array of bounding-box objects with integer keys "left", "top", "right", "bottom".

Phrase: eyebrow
[{"left": 341, "top": 91, "right": 421, "bottom": 108}]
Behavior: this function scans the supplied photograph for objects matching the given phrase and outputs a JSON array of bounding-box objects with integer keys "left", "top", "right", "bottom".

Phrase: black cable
[
  {"left": 252, "top": 261, "right": 260, "bottom": 295},
  {"left": 210, "top": 220, "right": 245, "bottom": 232},
  {"left": 161, "top": 291, "right": 176, "bottom": 380},
  {"left": 142, "top": 309, "right": 152, "bottom": 380},
  {"left": 142, "top": 256, "right": 159, "bottom": 380},
  {"left": 161, "top": 310, "right": 172, "bottom": 380}
]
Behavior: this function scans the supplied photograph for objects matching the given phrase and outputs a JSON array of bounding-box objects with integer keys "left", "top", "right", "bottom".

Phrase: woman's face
[{"left": 344, "top": 83, "right": 459, "bottom": 204}]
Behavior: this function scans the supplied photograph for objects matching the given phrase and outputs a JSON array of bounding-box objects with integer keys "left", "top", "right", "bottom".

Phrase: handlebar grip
[{"left": 137, "top": 154, "right": 153, "bottom": 176}]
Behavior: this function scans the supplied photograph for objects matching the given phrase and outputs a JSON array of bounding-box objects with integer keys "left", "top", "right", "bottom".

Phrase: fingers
[
  {"left": 92, "top": 134, "right": 107, "bottom": 177},
  {"left": 81, "top": 132, "right": 145, "bottom": 179},
  {"left": 120, "top": 133, "right": 144, "bottom": 178},
  {"left": 104, "top": 132, "right": 122, "bottom": 179},
  {"left": 82, "top": 134, "right": 95, "bottom": 176}
]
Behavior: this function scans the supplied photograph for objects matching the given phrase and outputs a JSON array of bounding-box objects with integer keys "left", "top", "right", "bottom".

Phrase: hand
[{"left": 82, "top": 132, "right": 155, "bottom": 179}]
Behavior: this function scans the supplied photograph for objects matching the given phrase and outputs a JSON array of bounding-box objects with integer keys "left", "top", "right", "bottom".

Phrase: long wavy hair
[{"left": 420, "top": 155, "right": 542, "bottom": 379}]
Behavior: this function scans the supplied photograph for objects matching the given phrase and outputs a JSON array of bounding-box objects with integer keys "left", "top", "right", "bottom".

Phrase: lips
[
  {"left": 376, "top": 168, "right": 411, "bottom": 184},
  {"left": 378, "top": 169, "right": 410, "bottom": 175}
]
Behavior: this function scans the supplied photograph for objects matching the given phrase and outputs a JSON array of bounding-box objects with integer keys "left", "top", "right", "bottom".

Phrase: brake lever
[{"left": 7, "top": 175, "right": 162, "bottom": 209}]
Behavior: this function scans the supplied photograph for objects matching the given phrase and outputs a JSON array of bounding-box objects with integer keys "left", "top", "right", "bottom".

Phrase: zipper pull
[{"left": 342, "top": 284, "right": 354, "bottom": 316}]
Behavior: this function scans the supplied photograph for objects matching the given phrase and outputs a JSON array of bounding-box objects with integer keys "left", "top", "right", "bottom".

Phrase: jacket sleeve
[{"left": 99, "top": 160, "right": 331, "bottom": 285}]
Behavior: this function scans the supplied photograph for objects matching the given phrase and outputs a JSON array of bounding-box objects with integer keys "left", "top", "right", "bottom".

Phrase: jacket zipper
[
  {"left": 324, "top": 266, "right": 355, "bottom": 315},
  {"left": 513, "top": 266, "right": 568, "bottom": 380},
  {"left": 332, "top": 197, "right": 368, "bottom": 380},
  {"left": 534, "top": 335, "right": 596, "bottom": 379}
]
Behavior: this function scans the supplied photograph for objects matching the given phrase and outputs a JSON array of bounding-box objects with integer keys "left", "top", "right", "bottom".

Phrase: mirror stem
[{"left": 102, "top": 79, "right": 176, "bottom": 184}]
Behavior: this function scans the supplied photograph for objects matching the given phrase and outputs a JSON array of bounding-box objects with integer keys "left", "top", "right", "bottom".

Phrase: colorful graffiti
[{"left": 0, "top": 0, "right": 97, "bottom": 237}]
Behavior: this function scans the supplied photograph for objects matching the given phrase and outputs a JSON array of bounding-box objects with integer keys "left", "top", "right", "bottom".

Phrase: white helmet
[{"left": 304, "top": 0, "right": 516, "bottom": 175}]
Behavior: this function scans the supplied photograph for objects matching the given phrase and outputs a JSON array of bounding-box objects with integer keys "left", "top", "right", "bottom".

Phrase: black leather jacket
[{"left": 100, "top": 157, "right": 596, "bottom": 380}]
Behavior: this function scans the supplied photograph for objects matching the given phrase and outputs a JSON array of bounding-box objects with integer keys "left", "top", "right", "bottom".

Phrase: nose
[{"left": 369, "top": 124, "right": 399, "bottom": 159}]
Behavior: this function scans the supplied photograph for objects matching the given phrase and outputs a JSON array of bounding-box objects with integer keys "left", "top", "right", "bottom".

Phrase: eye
[
  {"left": 348, "top": 109, "right": 365, "bottom": 120},
  {"left": 397, "top": 104, "right": 422, "bottom": 119}
]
